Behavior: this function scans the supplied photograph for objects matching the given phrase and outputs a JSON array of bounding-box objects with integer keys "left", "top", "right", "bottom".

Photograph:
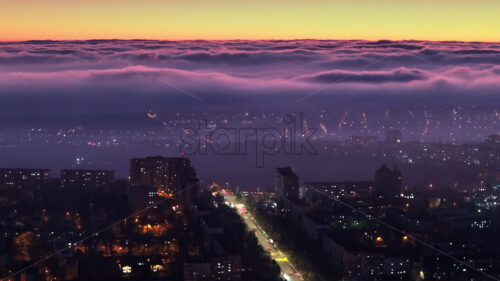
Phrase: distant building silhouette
[
  {"left": 0, "top": 168, "right": 49, "bottom": 189},
  {"left": 349, "top": 135, "right": 379, "bottom": 146},
  {"left": 300, "top": 181, "right": 375, "bottom": 203},
  {"left": 128, "top": 186, "right": 160, "bottom": 210},
  {"left": 275, "top": 167, "right": 299, "bottom": 200},
  {"left": 60, "top": 169, "right": 114, "bottom": 189},
  {"left": 130, "top": 156, "right": 199, "bottom": 204},
  {"left": 385, "top": 129, "right": 402, "bottom": 143},
  {"left": 486, "top": 134, "right": 500, "bottom": 146},
  {"left": 375, "top": 164, "right": 402, "bottom": 198}
]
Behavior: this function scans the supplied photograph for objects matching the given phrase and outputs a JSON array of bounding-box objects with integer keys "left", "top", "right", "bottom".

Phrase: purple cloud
[{"left": 0, "top": 40, "right": 499, "bottom": 114}]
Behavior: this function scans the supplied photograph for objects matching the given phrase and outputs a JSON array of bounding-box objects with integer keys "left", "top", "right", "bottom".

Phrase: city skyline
[{"left": 1, "top": 1, "right": 500, "bottom": 280}]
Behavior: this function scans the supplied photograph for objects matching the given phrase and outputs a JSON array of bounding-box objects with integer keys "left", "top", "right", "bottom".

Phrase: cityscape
[
  {"left": 1, "top": 0, "right": 500, "bottom": 280},
  {"left": 2, "top": 127, "right": 500, "bottom": 280}
]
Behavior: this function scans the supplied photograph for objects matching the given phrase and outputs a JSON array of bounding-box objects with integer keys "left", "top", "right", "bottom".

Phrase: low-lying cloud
[{"left": 0, "top": 40, "right": 499, "bottom": 114}]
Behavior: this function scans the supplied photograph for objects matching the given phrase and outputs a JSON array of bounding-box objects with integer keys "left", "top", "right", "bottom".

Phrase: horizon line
[{"left": 1, "top": 38, "right": 499, "bottom": 44}]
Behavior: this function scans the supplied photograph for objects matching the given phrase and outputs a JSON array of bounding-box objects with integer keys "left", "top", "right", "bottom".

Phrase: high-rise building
[
  {"left": 275, "top": 167, "right": 299, "bottom": 200},
  {"left": 128, "top": 186, "right": 160, "bottom": 210},
  {"left": 375, "top": 164, "right": 402, "bottom": 198},
  {"left": 0, "top": 168, "right": 50, "bottom": 189},
  {"left": 60, "top": 169, "right": 114, "bottom": 189},
  {"left": 130, "top": 156, "right": 199, "bottom": 198},
  {"left": 385, "top": 129, "right": 402, "bottom": 143}
]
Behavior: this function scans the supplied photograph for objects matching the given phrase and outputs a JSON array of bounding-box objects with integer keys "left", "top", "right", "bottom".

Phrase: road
[{"left": 223, "top": 193, "right": 303, "bottom": 281}]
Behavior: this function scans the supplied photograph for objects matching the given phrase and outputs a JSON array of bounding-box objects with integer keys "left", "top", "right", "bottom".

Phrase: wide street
[{"left": 223, "top": 193, "right": 303, "bottom": 281}]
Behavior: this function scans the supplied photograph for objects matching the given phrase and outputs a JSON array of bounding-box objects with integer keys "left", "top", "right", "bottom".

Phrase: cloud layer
[{"left": 0, "top": 40, "right": 499, "bottom": 114}]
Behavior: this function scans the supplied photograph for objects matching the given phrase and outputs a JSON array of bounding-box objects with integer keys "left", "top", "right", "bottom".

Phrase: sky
[
  {"left": 0, "top": 0, "right": 499, "bottom": 42},
  {"left": 0, "top": 2, "right": 499, "bottom": 181},
  {"left": 0, "top": 1, "right": 499, "bottom": 116}
]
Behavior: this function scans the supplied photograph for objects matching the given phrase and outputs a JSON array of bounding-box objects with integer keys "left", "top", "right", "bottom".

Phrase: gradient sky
[{"left": 1, "top": 0, "right": 499, "bottom": 41}]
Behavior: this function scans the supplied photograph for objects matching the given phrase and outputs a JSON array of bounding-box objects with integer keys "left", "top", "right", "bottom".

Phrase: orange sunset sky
[{"left": 0, "top": 0, "right": 499, "bottom": 42}]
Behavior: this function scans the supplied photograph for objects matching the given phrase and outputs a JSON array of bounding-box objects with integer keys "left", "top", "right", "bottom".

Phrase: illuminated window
[{"left": 122, "top": 266, "right": 132, "bottom": 274}]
